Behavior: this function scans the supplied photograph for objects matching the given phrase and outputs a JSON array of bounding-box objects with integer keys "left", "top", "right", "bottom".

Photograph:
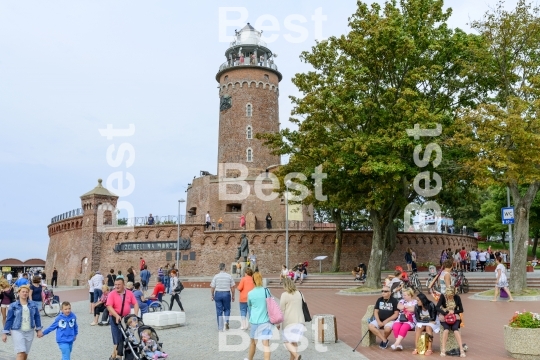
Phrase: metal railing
[
  {"left": 51, "top": 208, "right": 83, "bottom": 224},
  {"left": 229, "top": 39, "right": 267, "bottom": 47},
  {"left": 219, "top": 60, "right": 278, "bottom": 73}
]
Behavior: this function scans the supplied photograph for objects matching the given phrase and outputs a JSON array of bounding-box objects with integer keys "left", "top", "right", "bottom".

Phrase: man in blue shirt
[
  {"left": 14, "top": 273, "right": 30, "bottom": 287},
  {"left": 139, "top": 266, "right": 151, "bottom": 292}
]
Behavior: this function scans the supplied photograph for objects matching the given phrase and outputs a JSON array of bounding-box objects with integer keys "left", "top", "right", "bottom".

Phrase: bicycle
[
  {"left": 452, "top": 269, "right": 469, "bottom": 294},
  {"left": 42, "top": 289, "right": 60, "bottom": 317},
  {"left": 408, "top": 271, "right": 423, "bottom": 293}
]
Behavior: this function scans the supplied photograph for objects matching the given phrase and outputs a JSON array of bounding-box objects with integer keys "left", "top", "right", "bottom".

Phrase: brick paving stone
[{"left": 1, "top": 286, "right": 532, "bottom": 359}]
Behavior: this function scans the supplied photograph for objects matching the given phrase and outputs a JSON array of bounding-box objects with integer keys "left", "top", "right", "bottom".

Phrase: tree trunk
[
  {"left": 382, "top": 221, "right": 398, "bottom": 270},
  {"left": 366, "top": 210, "right": 386, "bottom": 288},
  {"left": 331, "top": 209, "right": 343, "bottom": 272},
  {"left": 509, "top": 183, "right": 539, "bottom": 293}
]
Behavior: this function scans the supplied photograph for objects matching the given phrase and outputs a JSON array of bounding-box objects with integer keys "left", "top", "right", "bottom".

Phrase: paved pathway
[{"left": 0, "top": 286, "right": 534, "bottom": 359}]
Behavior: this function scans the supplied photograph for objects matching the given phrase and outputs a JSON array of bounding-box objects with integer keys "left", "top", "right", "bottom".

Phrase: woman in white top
[
  {"left": 277, "top": 278, "right": 305, "bottom": 360},
  {"left": 87, "top": 271, "right": 95, "bottom": 314},
  {"left": 491, "top": 256, "right": 514, "bottom": 302},
  {"left": 279, "top": 265, "right": 289, "bottom": 284}
]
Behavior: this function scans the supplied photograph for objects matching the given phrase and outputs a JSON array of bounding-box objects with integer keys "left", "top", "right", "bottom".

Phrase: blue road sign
[{"left": 502, "top": 207, "right": 515, "bottom": 225}]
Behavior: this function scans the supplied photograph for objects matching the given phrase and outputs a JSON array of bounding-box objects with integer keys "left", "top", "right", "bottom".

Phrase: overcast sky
[{"left": 0, "top": 0, "right": 519, "bottom": 261}]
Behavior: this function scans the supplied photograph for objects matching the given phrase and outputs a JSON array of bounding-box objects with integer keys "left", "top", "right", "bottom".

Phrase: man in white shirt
[
  {"left": 469, "top": 249, "right": 478, "bottom": 272},
  {"left": 478, "top": 250, "right": 488, "bottom": 272},
  {"left": 6, "top": 272, "right": 12, "bottom": 285},
  {"left": 205, "top": 211, "right": 211, "bottom": 230},
  {"left": 248, "top": 251, "right": 257, "bottom": 271}
]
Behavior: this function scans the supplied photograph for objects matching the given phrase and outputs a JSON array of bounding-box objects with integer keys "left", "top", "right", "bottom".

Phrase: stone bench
[
  {"left": 143, "top": 311, "right": 186, "bottom": 329},
  {"left": 361, "top": 305, "right": 376, "bottom": 347}
]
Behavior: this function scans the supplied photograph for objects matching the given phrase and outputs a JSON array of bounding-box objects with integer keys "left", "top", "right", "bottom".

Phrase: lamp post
[
  {"left": 177, "top": 199, "right": 186, "bottom": 270},
  {"left": 285, "top": 181, "right": 291, "bottom": 270}
]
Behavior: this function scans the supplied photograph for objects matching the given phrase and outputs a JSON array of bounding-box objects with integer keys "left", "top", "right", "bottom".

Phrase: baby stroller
[{"left": 118, "top": 314, "right": 167, "bottom": 360}]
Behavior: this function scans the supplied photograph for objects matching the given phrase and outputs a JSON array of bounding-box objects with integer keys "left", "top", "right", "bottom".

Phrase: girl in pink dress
[
  {"left": 240, "top": 214, "right": 246, "bottom": 229},
  {"left": 239, "top": 53, "right": 245, "bottom": 65}
]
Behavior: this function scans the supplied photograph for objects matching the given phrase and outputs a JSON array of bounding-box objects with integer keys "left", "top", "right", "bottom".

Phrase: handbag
[
  {"left": 264, "top": 288, "right": 284, "bottom": 324},
  {"left": 398, "top": 312, "right": 408, "bottom": 322},
  {"left": 444, "top": 313, "right": 456, "bottom": 325},
  {"left": 417, "top": 333, "right": 430, "bottom": 355},
  {"left": 299, "top": 291, "right": 311, "bottom": 322},
  {"left": 500, "top": 288, "right": 509, "bottom": 298},
  {"left": 174, "top": 281, "right": 184, "bottom": 293}
]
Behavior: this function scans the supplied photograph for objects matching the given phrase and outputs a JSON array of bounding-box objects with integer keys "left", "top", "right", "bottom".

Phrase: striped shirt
[{"left": 210, "top": 271, "right": 235, "bottom": 291}]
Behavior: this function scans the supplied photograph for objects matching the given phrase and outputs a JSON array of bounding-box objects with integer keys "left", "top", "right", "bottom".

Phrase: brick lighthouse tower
[
  {"left": 186, "top": 24, "right": 311, "bottom": 228},
  {"left": 215, "top": 23, "right": 282, "bottom": 174}
]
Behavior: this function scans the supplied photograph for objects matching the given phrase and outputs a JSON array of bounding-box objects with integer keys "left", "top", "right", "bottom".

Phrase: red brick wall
[{"left": 47, "top": 221, "right": 477, "bottom": 285}]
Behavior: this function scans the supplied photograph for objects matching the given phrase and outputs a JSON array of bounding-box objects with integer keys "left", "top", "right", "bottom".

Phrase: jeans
[
  {"left": 239, "top": 302, "right": 249, "bottom": 320},
  {"left": 214, "top": 291, "right": 231, "bottom": 330},
  {"left": 470, "top": 260, "right": 477, "bottom": 271},
  {"left": 93, "top": 289, "right": 103, "bottom": 303},
  {"left": 58, "top": 342, "right": 73, "bottom": 360},
  {"left": 164, "top": 276, "right": 170, "bottom": 293},
  {"left": 169, "top": 293, "right": 184, "bottom": 311}
]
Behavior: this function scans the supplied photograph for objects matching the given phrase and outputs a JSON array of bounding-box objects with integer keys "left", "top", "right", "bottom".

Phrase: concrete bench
[
  {"left": 143, "top": 311, "right": 186, "bottom": 329},
  {"left": 361, "top": 305, "right": 376, "bottom": 347}
]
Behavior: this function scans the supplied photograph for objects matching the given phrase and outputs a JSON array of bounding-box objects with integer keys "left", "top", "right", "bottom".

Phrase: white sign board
[{"left": 502, "top": 207, "right": 515, "bottom": 225}]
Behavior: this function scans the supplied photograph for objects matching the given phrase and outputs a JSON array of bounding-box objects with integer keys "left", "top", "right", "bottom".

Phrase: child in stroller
[{"left": 141, "top": 329, "right": 168, "bottom": 359}]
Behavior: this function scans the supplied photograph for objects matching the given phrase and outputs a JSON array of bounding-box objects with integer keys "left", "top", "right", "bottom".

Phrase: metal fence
[{"left": 51, "top": 208, "right": 83, "bottom": 224}]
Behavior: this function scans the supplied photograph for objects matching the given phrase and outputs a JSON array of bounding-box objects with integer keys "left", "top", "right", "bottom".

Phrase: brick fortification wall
[
  {"left": 45, "top": 216, "right": 90, "bottom": 286},
  {"left": 47, "top": 221, "right": 477, "bottom": 285}
]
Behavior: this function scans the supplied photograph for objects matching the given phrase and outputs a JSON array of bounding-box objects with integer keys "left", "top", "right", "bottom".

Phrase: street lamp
[
  {"left": 177, "top": 199, "right": 186, "bottom": 270},
  {"left": 285, "top": 181, "right": 292, "bottom": 269}
]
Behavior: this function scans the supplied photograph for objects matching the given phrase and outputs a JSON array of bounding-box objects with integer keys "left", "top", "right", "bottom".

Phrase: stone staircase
[{"left": 265, "top": 273, "right": 540, "bottom": 291}]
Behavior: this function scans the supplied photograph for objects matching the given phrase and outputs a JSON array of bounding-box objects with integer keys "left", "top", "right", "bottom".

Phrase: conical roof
[
  {"left": 80, "top": 179, "right": 118, "bottom": 198},
  {"left": 241, "top": 23, "right": 256, "bottom": 32}
]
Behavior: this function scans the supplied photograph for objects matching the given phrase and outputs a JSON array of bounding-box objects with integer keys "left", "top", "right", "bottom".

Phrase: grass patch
[
  {"left": 341, "top": 286, "right": 381, "bottom": 293},
  {"left": 477, "top": 288, "right": 540, "bottom": 297}
]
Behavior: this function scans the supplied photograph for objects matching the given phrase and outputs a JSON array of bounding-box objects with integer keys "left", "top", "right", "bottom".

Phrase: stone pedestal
[
  {"left": 231, "top": 262, "right": 246, "bottom": 277},
  {"left": 361, "top": 305, "right": 376, "bottom": 347},
  {"left": 311, "top": 314, "right": 338, "bottom": 343}
]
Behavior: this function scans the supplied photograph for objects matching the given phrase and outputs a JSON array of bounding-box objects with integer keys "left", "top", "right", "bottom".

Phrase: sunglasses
[{"left": 381, "top": 290, "right": 390, "bottom": 293}]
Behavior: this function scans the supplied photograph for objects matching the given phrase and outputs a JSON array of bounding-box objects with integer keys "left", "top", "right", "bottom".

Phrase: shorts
[
  {"left": 369, "top": 319, "right": 394, "bottom": 328},
  {"left": 250, "top": 322, "right": 273, "bottom": 340},
  {"left": 11, "top": 329, "right": 34, "bottom": 354},
  {"left": 441, "top": 320, "right": 461, "bottom": 332},
  {"left": 281, "top": 323, "right": 306, "bottom": 343},
  {"left": 406, "top": 261, "right": 412, "bottom": 265},
  {"left": 33, "top": 301, "right": 42, "bottom": 310},
  {"left": 1, "top": 304, "right": 10, "bottom": 308},
  {"left": 89, "top": 292, "right": 94, "bottom": 303}
]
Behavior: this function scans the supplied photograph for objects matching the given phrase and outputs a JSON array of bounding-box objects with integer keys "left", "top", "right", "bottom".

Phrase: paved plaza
[{"left": 0, "top": 284, "right": 536, "bottom": 359}]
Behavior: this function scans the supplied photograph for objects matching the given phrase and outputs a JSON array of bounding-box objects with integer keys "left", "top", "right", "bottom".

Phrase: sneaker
[
  {"left": 225, "top": 323, "right": 230, "bottom": 331},
  {"left": 396, "top": 345, "right": 403, "bottom": 351},
  {"left": 90, "top": 322, "right": 97, "bottom": 326},
  {"left": 380, "top": 340, "right": 389, "bottom": 349}
]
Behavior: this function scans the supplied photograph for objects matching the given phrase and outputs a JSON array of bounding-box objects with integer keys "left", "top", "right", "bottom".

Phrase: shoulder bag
[
  {"left": 264, "top": 288, "right": 284, "bottom": 324},
  {"left": 299, "top": 291, "right": 311, "bottom": 322},
  {"left": 444, "top": 313, "right": 456, "bottom": 325}
]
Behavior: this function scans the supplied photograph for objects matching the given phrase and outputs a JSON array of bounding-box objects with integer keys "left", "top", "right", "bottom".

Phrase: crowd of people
[
  {"left": 210, "top": 262, "right": 308, "bottom": 360},
  {"left": 439, "top": 246, "right": 507, "bottom": 272}
]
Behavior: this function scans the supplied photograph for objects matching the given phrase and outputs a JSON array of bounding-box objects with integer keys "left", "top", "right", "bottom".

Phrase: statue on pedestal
[{"left": 235, "top": 233, "right": 249, "bottom": 262}]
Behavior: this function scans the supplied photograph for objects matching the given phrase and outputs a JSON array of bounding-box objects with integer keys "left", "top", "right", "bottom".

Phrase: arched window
[
  {"left": 246, "top": 103, "right": 252, "bottom": 117},
  {"left": 246, "top": 126, "right": 252, "bottom": 139},
  {"left": 247, "top": 148, "right": 253, "bottom": 162}
]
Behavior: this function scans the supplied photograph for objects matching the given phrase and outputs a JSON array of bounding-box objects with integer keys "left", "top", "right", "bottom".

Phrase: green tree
[
  {"left": 260, "top": 0, "right": 481, "bottom": 287},
  {"left": 475, "top": 187, "right": 508, "bottom": 242},
  {"left": 454, "top": 0, "right": 540, "bottom": 291}
]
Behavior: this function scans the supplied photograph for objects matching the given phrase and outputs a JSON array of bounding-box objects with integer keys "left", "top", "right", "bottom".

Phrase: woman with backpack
[{"left": 168, "top": 271, "right": 184, "bottom": 311}]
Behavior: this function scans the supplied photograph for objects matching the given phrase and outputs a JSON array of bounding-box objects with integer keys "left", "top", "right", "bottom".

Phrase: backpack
[{"left": 390, "top": 280, "right": 403, "bottom": 299}]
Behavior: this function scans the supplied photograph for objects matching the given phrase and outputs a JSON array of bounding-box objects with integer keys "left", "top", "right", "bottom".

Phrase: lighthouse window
[
  {"left": 246, "top": 103, "right": 252, "bottom": 117},
  {"left": 246, "top": 126, "right": 252, "bottom": 139},
  {"left": 247, "top": 148, "right": 253, "bottom": 162}
]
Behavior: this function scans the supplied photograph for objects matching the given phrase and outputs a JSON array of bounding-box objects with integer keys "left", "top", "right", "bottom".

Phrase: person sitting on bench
[
  {"left": 368, "top": 285, "right": 399, "bottom": 349},
  {"left": 352, "top": 267, "right": 364, "bottom": 281}
]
